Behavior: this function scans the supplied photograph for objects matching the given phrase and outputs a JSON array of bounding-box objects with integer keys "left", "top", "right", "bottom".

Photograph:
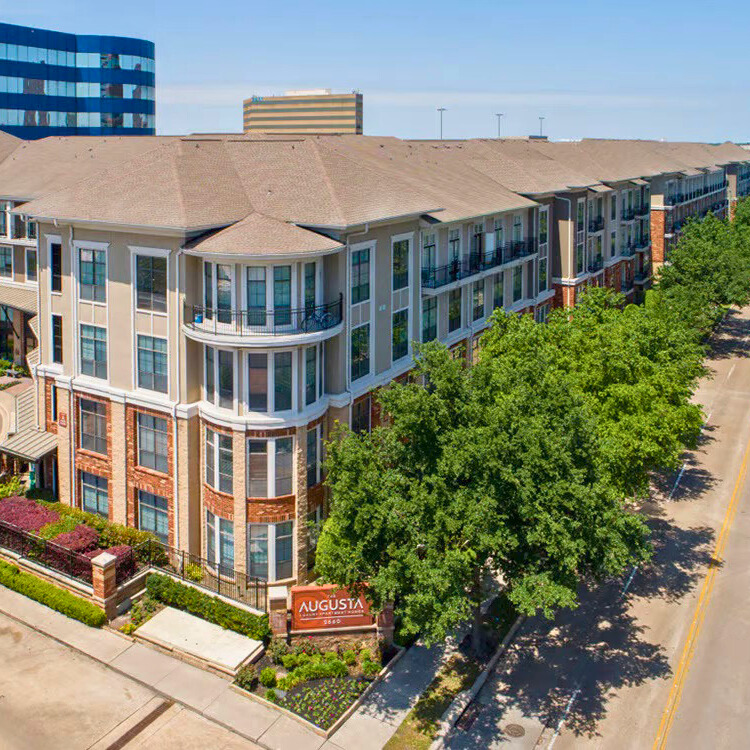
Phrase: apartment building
[
  {"left": 0, "top": 133, "right": 747, "bottom": 604},
  {"left": 243, "top": 90, "right": 363, "bottom": 135}
]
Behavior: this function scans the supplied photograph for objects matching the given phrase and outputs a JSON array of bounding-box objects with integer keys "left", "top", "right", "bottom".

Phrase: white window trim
[
  {"left": 247, "top": 520, "right": 295, "bottom": 583},
  {"left": 390, "top": 231, "right": 413, "bottom": 292},
  {"left": 204, "top": 344, "right": 239, "bottom": 413},
  {"left": 350, "top": 321, "right": 371, "bottom": 383},
  {"left": 134, "top": 333, "right": 170, "bottom": 397},
  {"left": 46, "top": 234, "right": 63, "bottom": 298},
  {"left": 129, "top": 246, "right": 169, "bottom": 316},
  {"left": 73, "top": 240, "right": 109, "bottom": 308},
  {"left": 391, "top": 305, "right": 410, "bottom": 364},
  {"left": 202, "top": 260, "right": 237, "bottom": 326},
  {"left": 24, "top": 247, "right": 37, "bottom": 283},
  {"left": 205, "top": 427, "right": 233, "bottom": 494},
  {"left": 303, "top": 343, "right": 321, "bottom": 409},
  {"left": 306, "top": 422, "right": 323, "bottom": 487},
  {"left": 239, "top": 262, "right": 298, "bottom": 325},
  {"left": 246, "top": 435, "right": 295, "bottom": 498},
  {"left": 206, "top": 508, "right": 234, "bottom": 568},
  {"left": 78, "top": 322, "right": 108, "bottom": 382},
  {"left": 0, "top": 243, "right": 13, "bottom": 281},
  {"left": 349, "top": 240, "right": 375, "bottom": 310}
]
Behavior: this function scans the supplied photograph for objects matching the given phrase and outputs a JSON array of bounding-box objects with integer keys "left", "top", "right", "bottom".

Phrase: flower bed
[{"left": 236, "top": 638, "right": 386, "bottom": 730}]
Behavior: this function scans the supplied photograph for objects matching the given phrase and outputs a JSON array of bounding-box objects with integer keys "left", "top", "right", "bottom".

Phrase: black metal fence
[
  {"left": 133, "top": 539, "right": 267, "bottom": 611},
  {"left": 0, "top": 519, "right": 93, "bottom": 585}
]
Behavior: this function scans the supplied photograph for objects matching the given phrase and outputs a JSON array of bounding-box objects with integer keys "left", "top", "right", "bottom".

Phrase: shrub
[
  {"left": 323, "top": 651, "right": 338, "bottom": 662},
  {"left": 362, "top": 660, "right": 380, "bottom": 677},
  {"left": 0, "top": 496, "right": 59, "bottom": 531},
  {"left": 120, "top": 623, "right": 137, "bottom": 635},
  {"left": 276, "top": 658, "right": 349, "bottom": 690},
  {"left": 268, "top": 638, "right": 290, "bottom": 664},
  {"left": 0, "top": 559, "right": 106, "bottom": 626},
  {"left": 282, "top": 653, "right": 298, "bottom": 670},
  {"left": 259, "top": 667, "right": 277, "bottom": 688},
  {"left": 184, "top": 562, "right": 203, "bottom": 582},
  {"left": 53, "top": 524, "right": 100, "bottom": 553},
  {"left": 293, "top": 638, "right": 321, "bottom": 657},
  {"left": 296, "top": 653, "right": 311, "bottom": 667},
  {"left": 130, "top": 593, "right": 160, "bottom": 626},
  {"left": 266, "top": 688, "right": 278, "bottom": 703},
  {"left": 145, "top": 573, "right": 271, "bottom": 641},
  {"left": 38, "top": 515, "right": 79, "bottom": 540},
  {"left": 0, "top": 476, "right": 23, "bottom": 499},
  {"left": 359, "top": 648, "right": 373, "bottom": 663},
  {"left": 342, "top": 649, "right": 357, "bottom": 666},
  {"left": 235, "top": 664, "right": 257, "bottom": 691}
]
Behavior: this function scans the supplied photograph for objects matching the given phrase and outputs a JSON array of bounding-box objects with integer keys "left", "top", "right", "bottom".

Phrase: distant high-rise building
[
  {"left": 0, "top": 22, "right": 155, "bottom": 139},
  {"left": 243, "top": 89, "right": 363, "bottom": 135}
]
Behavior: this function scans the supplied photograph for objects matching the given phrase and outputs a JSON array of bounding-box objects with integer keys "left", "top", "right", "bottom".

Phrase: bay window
[
  {"left": 203, "top": 262, "right": 233, "bottom": 323},
  {"left": 273, "top": 266, "right": 292, "bottom": 325},
  {"left": 306, "top": 424, "right": 323, "bottom": 488},
  {"left": 246, "top": 436, "right": 295, "bottom": 498},
  {"left": 205, "top": 428, "right": 233, "bottom": 494},
  {"left": 274, "top": 351, "right": 292, "bottom": 411},
  {"left": 247, "top": 352, "right": 267, "bottom": 411},
  {"left": 204, "top": 345, "right": 234, "bottom": 409},
  {"left": 304, "top": 262, "right": 316, "bottom": 311},
  {"left": 247, "top": 520, "right": 294, "bottom": 581},
  {"left": 305, "top": 346, "right": 316, "bottom": 406},
  {"left": 206, "top": 510, "right": 234, "bottom": 572}
]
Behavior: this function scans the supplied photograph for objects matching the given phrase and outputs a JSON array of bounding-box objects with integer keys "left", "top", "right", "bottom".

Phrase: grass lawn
[{"left": 384, "top": 593, "right": 517, "bottom": 749}]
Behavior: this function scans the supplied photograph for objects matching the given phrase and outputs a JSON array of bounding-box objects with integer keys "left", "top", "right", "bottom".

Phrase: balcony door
[{"left": 203, "top": 262, "right": 234, "bottom": 327}]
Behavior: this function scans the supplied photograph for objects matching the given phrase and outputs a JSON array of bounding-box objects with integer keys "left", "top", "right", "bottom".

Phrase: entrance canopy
[{"left": 0, "top": 429, "right": 56, "bottom": 462}]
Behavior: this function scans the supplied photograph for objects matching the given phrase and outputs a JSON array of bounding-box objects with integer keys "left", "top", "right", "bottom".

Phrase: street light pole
[
  {"left": 495, "top": 113, "right": 504, "bottom": 138},
  {"left": 438, "top": 107, "right": 446, "bottom": 140},
  {"left": 539, "top": 116, "right": 546, "bottom": 137}
]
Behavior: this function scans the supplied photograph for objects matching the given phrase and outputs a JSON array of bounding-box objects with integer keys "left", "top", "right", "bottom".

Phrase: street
[{"left": 448, "top": 306, "right": 750, "bottom": 750}]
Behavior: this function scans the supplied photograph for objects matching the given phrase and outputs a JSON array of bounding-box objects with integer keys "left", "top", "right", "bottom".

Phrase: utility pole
[
  {"left": 438, "top": 107, "right": 446, "bottom": 140},
  {"left": 495, "top": 113, "right": 504, "bottom": 138},
  {"left": 539, "top": 116, "right": 546, "bottom": 137}
]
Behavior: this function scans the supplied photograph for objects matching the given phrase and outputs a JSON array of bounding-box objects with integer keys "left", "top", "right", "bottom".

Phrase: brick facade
[
  {"left": 125, "top": 405, "right": 175, "bottom": 547},
  {"left": 650, "top": 209, "right": 666, "bottom": 265}
]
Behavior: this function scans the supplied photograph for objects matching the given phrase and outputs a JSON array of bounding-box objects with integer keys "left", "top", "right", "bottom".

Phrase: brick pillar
[
  {"left": 295, "top": 425, "right": 309, "bottom": 584},
  {"left": 56, "top": 387, "right": 72, "bottom": 506},
  {"left": 232, "top": 427, "right": 247, "bottom": 575},
  {"left": 91, "top": 551, "right": 117, "bottom": 619},
  {"left": 268, "top": 585, "right": 289, "bottom": 635},
  {"left": 650, "top": 209, "right": 666, "bottom": 267},
  {"left": 110, "top": 400, "right": 127, "bottom": 526}
]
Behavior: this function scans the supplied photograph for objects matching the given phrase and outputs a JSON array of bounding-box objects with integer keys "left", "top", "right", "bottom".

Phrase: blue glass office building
[{"left": 0, "top": 22, "right": 155, "bottom": 139}]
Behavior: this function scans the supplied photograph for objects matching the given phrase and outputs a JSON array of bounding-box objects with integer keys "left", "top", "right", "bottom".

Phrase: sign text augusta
[{"left": 291, "top": 583, "right": 376, "bottom": 632}]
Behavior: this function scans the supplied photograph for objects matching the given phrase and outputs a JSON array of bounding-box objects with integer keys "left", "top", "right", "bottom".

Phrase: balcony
[
  {"left": 588, "top": 216, "right": 605, "bottom": 233},
  {"left": 636, "top": 205, "right": 650, "bottom": 217},
  {"left": 421, "top": 240, "right": 537, "bottom": 290},
  {"left": 621, "top": 208, "right": 636, "bottom": 221},
  {"left": 588, "top": 256, "right": 604, "bottom": 273},
  {"left": 184, "top": 296, "right": 343, "bottom": 340}
]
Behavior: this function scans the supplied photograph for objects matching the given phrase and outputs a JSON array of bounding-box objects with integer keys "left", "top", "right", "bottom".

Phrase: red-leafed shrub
[
  {"left": 85, "top": 544, "right": 136, "bottom": 579},
  {"left": 0, "top": 496, "right": 59, "bottom": 532},
  {"left": 53, "top": 524, "right": 100, "bottom": 553}
]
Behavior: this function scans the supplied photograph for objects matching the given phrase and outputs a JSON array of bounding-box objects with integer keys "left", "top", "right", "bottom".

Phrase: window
[
  {"left": 0, "top": 202, "right": 7, "bottom": 236},
  {"left": 137, "top": 413, "right": 168, "bottom": 473},
  {"left": 448, "top": 229, "right": 460, "bottom": 260},
  {"left": 136, "top": 255, "right": 167, "bottom": 312},
  {"left": 392, "top": 239, "right": 409, "bottom": 290},
  {"left": 576, "top": 201, "right": 585, "bottom": 232},
  {"left": 79, "top": 248, "right": 106, "bottom": 302},
  {"left": 448, "top": 289, "right": 462, "bottom": 333},
  {"left": 273, "top": 266, "right": 292, "bottom": 326},
  {"left": 539, "top": 259, "right": 548, "bottom": 293},
  {"left": 513, "top": 215, "right": 523, "bottom": 243},
  {"left": 25, "top": 249, "right": 36, "bottom": 282},
  {"left": 137, "top": 335, "right": 168, "bottom": 393},
  {"left": 352, "top": 396, "right": 370, "bottom": 434},
  {"left": 247, "top": 440, "right": 268, "bottom": 497},
  {"left": 80, "top": 325, "right": 107, "bottom": 379},
  {"left": 204, "top": 346, "right": 234, "bottom": 409},
  {"left": 81, "top": 472, "right": 108, "bottom": 517},
  {"left": 80, "top": 398, "right": 107, "bottom": 455},
  {"left": 471, "top": 224, "right": 483, "bottom": 258},
  {"left": 351, "top": 248, "right": 370, "bottom": 304},
  {"left": 472, "top": 281, "right": 484, "bottom": 322},
  {"left": 576, "top": 243, "right": 585, "bottom": 275},
  {"left": 304, "top": 262, "right": 316, "bottom": 311},
  {"left": 51, "top": 242, "right": 62, "bottom": 292},
  {"left": 51, "top": 314, "right": 63, "bottom": 364},
  {"left": 247, "top": 352, "right": 267, "bottom": 411},
  {"left": 392, "top": 309, "right": 408, "bottom": 361},
  {"left": 274, "top": 351, "right": 292, "bottom": 411},
  {"left": 539, "top": 210, "right": 548, "bottom": 245},
  {"left": 246, "top": 267, "right": 266, "bottom": 325},
  {"left": 513, "top": 266, "right": 523, "bottom": 302},
  {"left": 307, "top": 425, "right": 322, "bottom": 488},
  {"left": 51, "top": 386, "right": 58, "bottom": 422},
  {"left": 206, "top": 510, "right": 234, "bottom": 572},
  {"left": 138, "top": 491, "right": 168, "bottom": 544},
  {"left": 0, "top": 246, "right": 11, "bottom": 277},
  {"left": 204, "top": 262, "right": 232, "bottom": 323},
  {"left": 247, "top": 521, "right": 294, "bottom": 582},
  {"left": 421, "top": 232, "right": 436, "bottom": 273},
  {"left": 305, "top": 346, "right": 317, "bottom": 406},
  {"left": 610, "top": 231, "right": 617, "bottom": 257},
  {"left": 205, "top": 428, "right": 233, "bottom": 494},
  {"left": 494, "top": 219, "right": 504, "bottom": 250},
  {"left": 272, "top": 437, "right": 293, "bottom": 496},
  {"left": 493, "top": 274, "right": 504, "bottom": 310},
  {"left": 422, "top": 298, "right": 437, "bottom": 342},
  {"left": 351, "top": 324, "right": 370, "bottom": 381}
]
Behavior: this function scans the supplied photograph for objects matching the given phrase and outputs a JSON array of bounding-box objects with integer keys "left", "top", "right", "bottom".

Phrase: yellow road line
[{"left": 652, "top": 427, "right": 750, "bottom": 750}]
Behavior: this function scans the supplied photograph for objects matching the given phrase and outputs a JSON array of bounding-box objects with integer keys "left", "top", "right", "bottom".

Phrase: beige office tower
[{"left": 243, "top": 89, "right": 363, "bottom": 135}]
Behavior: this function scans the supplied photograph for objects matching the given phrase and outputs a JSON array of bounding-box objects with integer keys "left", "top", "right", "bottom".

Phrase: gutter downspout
[{"left": 172, "top": 248, "right": 184, "bottom": 550}]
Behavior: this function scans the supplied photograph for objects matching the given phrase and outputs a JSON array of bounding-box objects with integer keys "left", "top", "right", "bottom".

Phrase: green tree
[{"left": 317, "top": 338, "right": 651, "bottom": 653}]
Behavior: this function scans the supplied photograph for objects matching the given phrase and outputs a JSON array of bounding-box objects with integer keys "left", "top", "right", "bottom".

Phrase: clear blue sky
[{"left": 4, "top": 0, "right": 749, "bottom": 142}]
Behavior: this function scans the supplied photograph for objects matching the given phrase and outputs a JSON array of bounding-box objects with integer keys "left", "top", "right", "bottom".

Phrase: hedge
[
  {"left": 145, "top": 573, "right": 270, "bottom": 642},
  {"left": 0, "top": 559, "right": 106, "bottom": 627}
]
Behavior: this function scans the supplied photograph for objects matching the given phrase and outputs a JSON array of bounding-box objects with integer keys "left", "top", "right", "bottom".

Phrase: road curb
[{"left": 430, "top": 614, "right": 525, "bottom": 750}]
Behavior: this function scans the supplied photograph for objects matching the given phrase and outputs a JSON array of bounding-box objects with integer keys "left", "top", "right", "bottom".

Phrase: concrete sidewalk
[{"left": 0, "top": 585, "right": 447, "bottom": 749}]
